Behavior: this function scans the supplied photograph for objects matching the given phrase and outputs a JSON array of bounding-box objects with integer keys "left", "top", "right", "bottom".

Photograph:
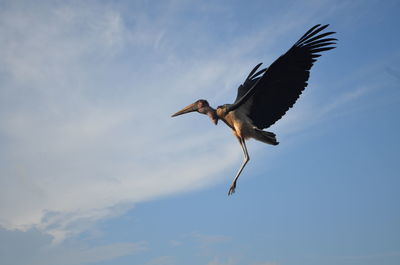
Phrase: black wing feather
[
  {"left": 245, "top": 63, "right": 263, "bottom": 80},
  {"left": 230, "top": 24, "right": 337, "bottom": 129},
  {"left": 234, "top": 64, "right": 267, "bottom": 102},
  {"left": 295, "top": 24, "right": 322, "bottom": 44}
]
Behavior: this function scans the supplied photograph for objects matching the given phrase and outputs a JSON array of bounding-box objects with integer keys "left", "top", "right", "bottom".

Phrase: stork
[{"left": 172, "top": 24, "right": 337, "bottom": 195}]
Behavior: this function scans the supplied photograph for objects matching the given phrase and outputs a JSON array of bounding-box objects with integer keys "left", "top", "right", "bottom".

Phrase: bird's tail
[{"left": 253, "top": 129, "right": 279, "bottom": 145}]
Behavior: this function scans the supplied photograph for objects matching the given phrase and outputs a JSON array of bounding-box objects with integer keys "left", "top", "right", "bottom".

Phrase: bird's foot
[{"left": 228, "top": 182, "right": 237, "bottom": 196}]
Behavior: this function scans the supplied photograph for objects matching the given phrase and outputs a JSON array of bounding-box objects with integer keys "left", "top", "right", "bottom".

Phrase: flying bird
[{"left": 172, "top": 24, "right": 337, "bottom": 195}]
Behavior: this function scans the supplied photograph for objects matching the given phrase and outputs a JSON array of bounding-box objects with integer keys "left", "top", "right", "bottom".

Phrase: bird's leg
[{"left": 228, "top": 137, "right": 249, "bottom": 195}]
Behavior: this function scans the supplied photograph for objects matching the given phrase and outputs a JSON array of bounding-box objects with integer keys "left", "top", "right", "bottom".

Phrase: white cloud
[
  {"left": 0, "top": 0, "right": 368, "bottom": 244},
  {"left": 0, "top": 0, "right": 246, "bottom": 242}
]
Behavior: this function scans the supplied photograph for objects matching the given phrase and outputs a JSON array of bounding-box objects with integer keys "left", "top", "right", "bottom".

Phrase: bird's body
[
  {"left": 224, "top": 109, "right": 252, "bottom": 140},
  {"left": 172, "top": 24, "right": 337, "bottom": 195},
  {"left": 218, "top": 106, "right": 278, "bottom": 144}
]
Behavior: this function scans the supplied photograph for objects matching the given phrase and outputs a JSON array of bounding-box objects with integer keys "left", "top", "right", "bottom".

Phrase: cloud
[
  {"left": 0, "top": 0, "right": 374, "bottom": 244},
  {"left": 0, "top": 0, "right": 247, "bottom": 242},
  {"left": 37, "top": 242, "right": 146, "bottom": 265},
  {"left": 0, "top": 227, "right": 146, "bottom": 265}
]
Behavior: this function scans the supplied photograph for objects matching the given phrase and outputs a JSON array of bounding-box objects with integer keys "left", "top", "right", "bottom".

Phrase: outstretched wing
[{"left": 229, "top": 24, "right": 337, "bottom": 129}]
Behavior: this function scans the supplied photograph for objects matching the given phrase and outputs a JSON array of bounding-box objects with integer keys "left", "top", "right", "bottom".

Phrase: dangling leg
[{"left": 228, "top": 137, "right": 249, "bottom": 195}]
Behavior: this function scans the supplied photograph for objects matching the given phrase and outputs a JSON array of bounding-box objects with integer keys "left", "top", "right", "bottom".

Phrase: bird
[{"left": 171, "top": 24, "right": 337, "bottom": 195}]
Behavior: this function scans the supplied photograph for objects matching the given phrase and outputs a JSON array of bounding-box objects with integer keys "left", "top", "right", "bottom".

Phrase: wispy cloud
[
  {"left": 0, "top": 0, "right": 249, "bottom": 241},
  {"left": 35, "top": 242, "right": 147, "bottom": 265},
  {"left": 0, "top": 0, "right": 380, "bottom": 245},
  {"left": 0, "top": 227, "right": 146, "bottom": 265}
]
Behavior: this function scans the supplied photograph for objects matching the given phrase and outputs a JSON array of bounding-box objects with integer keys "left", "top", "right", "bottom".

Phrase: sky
[{"left": 0, "top": 0, "right": 399, "bottom": 264}]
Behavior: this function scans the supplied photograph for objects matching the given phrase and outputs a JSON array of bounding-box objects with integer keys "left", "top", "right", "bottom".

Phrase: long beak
[{"left": 171, "top": 102, "right": 198, "bottom": 117}]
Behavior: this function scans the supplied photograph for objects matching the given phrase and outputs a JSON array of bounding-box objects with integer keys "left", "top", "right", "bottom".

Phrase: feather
[
  {"left": 245, "top": 63, "right": 263, "bottom": 81},
  {"left": 294, "top": 24, "right": 322, "bottom": 45}
]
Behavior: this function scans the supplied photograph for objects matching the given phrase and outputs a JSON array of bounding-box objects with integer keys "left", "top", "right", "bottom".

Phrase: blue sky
[{"left": 0, "top": 0, "right": 399, "bottom": 264}]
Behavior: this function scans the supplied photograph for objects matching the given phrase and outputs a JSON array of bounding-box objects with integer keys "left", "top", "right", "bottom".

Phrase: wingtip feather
[{"left": 246, "top": 63, "right": 263, "bottom": 81}]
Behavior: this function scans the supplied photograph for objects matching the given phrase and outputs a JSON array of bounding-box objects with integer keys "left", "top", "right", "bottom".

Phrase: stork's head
[{"left": 171, "top": 99, "right": 218, "bottom": 125}]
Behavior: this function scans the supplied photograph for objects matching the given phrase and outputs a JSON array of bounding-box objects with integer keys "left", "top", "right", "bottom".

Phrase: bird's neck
[
  {"left": 203, "top": 106, "right": 218, "bottom": 125},
  {"left": 198, "top": 106, "right": 218, "bottom": 125}
]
